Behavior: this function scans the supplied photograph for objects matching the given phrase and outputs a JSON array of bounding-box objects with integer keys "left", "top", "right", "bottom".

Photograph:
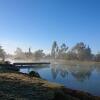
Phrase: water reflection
[
  {"left": 51, "top": 64, "right": 68, "bottom": 79},
  {"left": 20, "top": 64, "right": 100, "bottom": 82},
  {"left": 20, "top": 63, "right": 100, "bottom": 96},
  {"left": 51, "top": 64, "right": 95, "bottom": 82}
]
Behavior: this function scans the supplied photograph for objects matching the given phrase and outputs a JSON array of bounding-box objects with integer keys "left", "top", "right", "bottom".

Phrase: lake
[{"left": 20, "top": 63, "right": 100, "bottom": 96}]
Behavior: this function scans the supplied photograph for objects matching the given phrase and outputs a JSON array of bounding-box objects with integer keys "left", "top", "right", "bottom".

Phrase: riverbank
[
  {"left": 0, "top": 71, "right": 100, "bottom": 100},
  {"left": 0, "top": 63, "right": 19, "bottom": 71}
]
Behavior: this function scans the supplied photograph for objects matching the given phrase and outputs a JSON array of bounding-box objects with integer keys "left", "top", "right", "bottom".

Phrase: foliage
[
  {"left": 34, "top": 50, "right": 45, "bottom": 60},
  {"left": 14, "top": 48, "right": 25, "bottom": 59},
  {"left": 0, "top": 41, "right": 100, "bottom": 62},
  {"left": 66, "top": 51, "right": 77, "bottom": 60},
  {"left": 57, "top": 43, "right": 68, "bottom": 59},
  {"left": 0, "top": 46, "right": 6, "bottom": 61},
  {"left": 29, "top": 71, "right": 40, "bottom": 78},
  {"left": 14, "top": 48, "right": 45, "bottom": 60},
  {"left": 70, "top": 42, "right": 92, "bottom": 60},
  {"left": 51, "top": 41, "right": 59, "bottom": 59},
  {"left": 50, "top": 42, "right": 94, "bottom": 61},
  {"left": 51, "top": 41, "right": 68, "bottom": 59},
  {"left": 94, "top": 52, "right": 100, "bottom": 62}
]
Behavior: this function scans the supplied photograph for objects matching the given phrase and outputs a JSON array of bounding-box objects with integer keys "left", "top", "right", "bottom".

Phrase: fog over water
[{"left": 19, "top": 62, "right": 100, "bottom": 96}]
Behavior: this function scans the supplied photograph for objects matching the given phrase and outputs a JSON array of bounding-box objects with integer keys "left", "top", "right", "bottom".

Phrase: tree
[
  {"left": 14, "top": 48, "right": 24, "bottom": 59},
  {"left": 34, "top": 50, "right": 45, "bottom": 60},
  {"left": 84, "top": 46, "right": 92, "bottom": 60},
  {"left": 0, "top": 46, "right": 6, "bottom": 61},
  {"left": 58, "top": 43, "right": 68, "bottom": 59},
  {"left": 95, "top": 52, "right": 100, "bottom": 62},
  {"left": 66, "top": 51, "right": 77, "bottom": 60},
  {"left": 25, "top": 48, "right": 33, "bottom": 59},
  {"left": 70, "top": 42, "right": 92, "bottom": 60},
  {"left": 51, "top": 41, "right": 59, "bottom": 59}
]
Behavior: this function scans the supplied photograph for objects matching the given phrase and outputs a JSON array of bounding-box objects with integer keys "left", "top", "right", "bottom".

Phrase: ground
[{"left": 0, "top": 72, "right": 100, "bottom": 100}]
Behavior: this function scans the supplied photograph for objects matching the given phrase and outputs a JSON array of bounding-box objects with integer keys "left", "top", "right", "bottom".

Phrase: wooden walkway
[{"left": 13, "top": 62, "right": 50, "bottom": 67}]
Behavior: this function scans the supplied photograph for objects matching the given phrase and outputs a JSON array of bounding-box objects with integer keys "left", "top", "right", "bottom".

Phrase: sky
[{"left": 0, "top": 0, "right": 100, "bottom": 54}]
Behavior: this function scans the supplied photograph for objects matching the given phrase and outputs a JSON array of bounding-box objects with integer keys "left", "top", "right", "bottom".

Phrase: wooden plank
[{"left": 13, "top": 62, "right": 50, "bottom": 66}]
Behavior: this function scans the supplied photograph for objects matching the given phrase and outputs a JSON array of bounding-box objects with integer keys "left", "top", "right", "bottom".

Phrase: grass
[{"left": 0, "top": 72, "right": 100, "bottom": 100}]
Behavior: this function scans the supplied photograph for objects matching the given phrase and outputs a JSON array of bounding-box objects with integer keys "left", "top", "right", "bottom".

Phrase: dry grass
[{"left": 0, "top": 72, "right": 100, "bottom": 100}]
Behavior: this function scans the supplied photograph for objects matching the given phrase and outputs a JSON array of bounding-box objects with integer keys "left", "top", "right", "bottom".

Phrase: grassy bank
[{"left": 0, "top": 72, "right": 100, "bottom": 100}]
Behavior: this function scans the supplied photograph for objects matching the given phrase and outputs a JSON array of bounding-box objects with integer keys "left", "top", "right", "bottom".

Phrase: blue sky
[{"left": 0, "top": 0, "right": 100, "bottom": 54}]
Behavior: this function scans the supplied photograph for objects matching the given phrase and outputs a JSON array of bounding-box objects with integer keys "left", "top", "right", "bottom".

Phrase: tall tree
[
  {"left": 51, "top": 41, "right": 59, "bottom": 59},
  {"left": 58, "top": 43, "right": 68, "bottom": 59},
  {"left": 25, "top": 48, "right": 33, "bottom": 59}
]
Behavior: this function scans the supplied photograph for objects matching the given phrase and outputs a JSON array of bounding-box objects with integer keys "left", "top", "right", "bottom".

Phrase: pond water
[{"left": 20, "top": 64, "right": 100, "bottom": 96}]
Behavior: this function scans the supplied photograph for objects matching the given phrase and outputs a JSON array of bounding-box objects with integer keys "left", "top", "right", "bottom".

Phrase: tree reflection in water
[
  {"left": 51, "top": 64, "right": 94, "bottom": 82},
  {"left": 51, "top": 64, "right": 68, "bottom": 79},
  {"left": 51, "top": 65, "right": 59, "bottom": 79},
  {"left": 69, "top": 65, "right": 94, "bottom": 82}
]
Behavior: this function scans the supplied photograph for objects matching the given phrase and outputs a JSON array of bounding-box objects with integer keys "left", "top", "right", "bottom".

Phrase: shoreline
[{"left": 0, "top": 71, "right": 100, "bottom": 100}]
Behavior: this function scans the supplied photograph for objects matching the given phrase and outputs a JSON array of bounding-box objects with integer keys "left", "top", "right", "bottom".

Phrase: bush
[{"left": 29, "top": 71, "right": 40, "bottom": 78}]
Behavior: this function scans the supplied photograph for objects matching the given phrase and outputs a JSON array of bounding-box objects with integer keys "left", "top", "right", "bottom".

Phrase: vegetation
[
  {"left": 94, "top": 52, "right": 100, "bottom": 62},
  {"left": 0, "top": 72, "right": 99, "bottom": 100},
  {"left": 0, "top": 41, "right": 100, "bottom": 62},
  {"left": 0, "top": 46, "right": 6, "bottom": 62},
  {"left": 0, "top": 42, "right": 100, "bottom": 99},
  {"left": 66, "top": 42, "right": 92, "bottom": 60},
  {"left": 29, "top": 71, "right": 40, "bottom": 78},
  {"left": 34, "top": 50, "right": 45, "bottom": 60},
  {"left": 51, "top": 41, "right": 59, "bottom": 59},
  {"left": 51, "top": 41, "right": 68, "bottom": 59},
  {"left": 14, "top": 48, "right": 45, "bottom": 60},
  {"left": 51, "top": 41, "right": 99, "bottom": 62}
]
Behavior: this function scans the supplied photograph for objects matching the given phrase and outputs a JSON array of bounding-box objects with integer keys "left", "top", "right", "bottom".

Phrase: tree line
[
  {"left": 0, "top": 41, "right": 100, "bottom": 62},
  {"left": 51, "top": 41, "right": 100, "bottom": 61},
  {"left": 14, "top": 48, "right": 45, "bottom": 60}
]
